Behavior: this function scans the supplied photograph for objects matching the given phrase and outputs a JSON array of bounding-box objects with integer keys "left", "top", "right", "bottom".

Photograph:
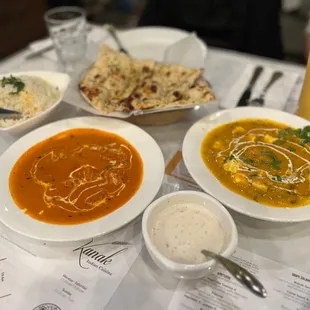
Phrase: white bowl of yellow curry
[{"left": 183, "top": 107, "right": 310, "bottom": 222}]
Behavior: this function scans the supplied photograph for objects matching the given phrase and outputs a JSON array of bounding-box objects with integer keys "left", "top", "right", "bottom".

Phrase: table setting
[{"left": 1, "top": 5, "right": 310, "bottom": 310}]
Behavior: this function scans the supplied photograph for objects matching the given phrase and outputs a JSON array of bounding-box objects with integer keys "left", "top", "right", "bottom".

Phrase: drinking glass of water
[{"left": 44, "top": 6, "right": 87, "bottom": 74}]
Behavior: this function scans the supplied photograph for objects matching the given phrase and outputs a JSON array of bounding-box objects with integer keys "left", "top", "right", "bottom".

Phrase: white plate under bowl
[
  {"left": 0, "top": 71, "right": 70, "bottom": 135},
  {"left": 0, "top": 116, "right": 165, "bottom": 243},
  {"left": 183, "top": 107, "right": 310, "bottom": 223}
]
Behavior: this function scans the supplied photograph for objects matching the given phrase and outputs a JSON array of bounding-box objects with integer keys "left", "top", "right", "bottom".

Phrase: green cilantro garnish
[
  {"left": 230, "top": 154, "right": 236, "bottom": 160},
  {"left": 261, "top": 151, "right": 281, "bottom": 171},
  {"left": 279, "top": 126, "right": 310, "bottom": 144},
  {"left": 1, "top": 75, "right": 25, "bottom": 95},
  {"left": 287, "top": 146, "right": 296, "bottom": 152},
  {"left": 244, "top": 158, "right": 254, "bottom": 165},
  {"left": 273, "top": 139, "right": 285, "bottom": 145},
  {"left": 272, "top": 175, "right": 282, "bottom": 182}
]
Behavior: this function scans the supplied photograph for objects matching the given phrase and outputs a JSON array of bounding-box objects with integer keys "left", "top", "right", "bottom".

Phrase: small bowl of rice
[{"left": 0, "top": 71, "right": 70, "bottom": 135}]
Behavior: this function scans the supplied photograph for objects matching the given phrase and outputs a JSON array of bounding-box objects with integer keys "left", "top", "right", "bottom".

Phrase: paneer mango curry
[
  {"left": 9, "top": 128, "right": 143, "bottom": 225},
  {"left": 201, "top": 119, "right": 310, "bottom": 208}
]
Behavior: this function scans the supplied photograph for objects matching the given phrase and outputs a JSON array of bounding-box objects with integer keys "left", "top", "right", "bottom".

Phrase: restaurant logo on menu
[
  {"left": 32, "top": 303, "right": 61, "bottom": 310},
  {"left": 73, "top": 239, "right": 130, "bottom": 274}
]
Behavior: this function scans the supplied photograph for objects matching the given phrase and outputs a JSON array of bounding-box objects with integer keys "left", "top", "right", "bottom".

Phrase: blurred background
[{"left": 1, "top": 0, "right": 310, "bottom": 64}]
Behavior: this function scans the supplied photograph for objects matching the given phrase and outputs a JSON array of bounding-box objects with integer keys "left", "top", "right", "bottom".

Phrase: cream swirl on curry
[
  {"left": 201, "top": 119, "right": 310, "bottom": 208},
  {"left": 9, "top": 129, "right": 143, "bottom": 225},
  {"left": 30, "top": 143, "right": 132, "bottom": 213}
]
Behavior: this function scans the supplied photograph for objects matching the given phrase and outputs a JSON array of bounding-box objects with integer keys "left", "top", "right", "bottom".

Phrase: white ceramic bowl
[
  {"left": 142, "top": 191, "right": 238, "bottom": 279},
  {"left": 0, "top": 71, "right": 70, "bottom": 135}
]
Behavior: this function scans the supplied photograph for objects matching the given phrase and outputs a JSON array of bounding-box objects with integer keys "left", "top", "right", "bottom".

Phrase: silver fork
[
  {"left": 104, "top": 24, "right": 130, "bottom": 55},
  {"left": 249, "top": 71, "right": 283, "bottom": 106}
]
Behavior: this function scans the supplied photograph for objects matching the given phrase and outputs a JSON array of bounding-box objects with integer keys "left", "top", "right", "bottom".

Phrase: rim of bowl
[{"left": 142, "top": 190, "right": 238, "bottom": 271}]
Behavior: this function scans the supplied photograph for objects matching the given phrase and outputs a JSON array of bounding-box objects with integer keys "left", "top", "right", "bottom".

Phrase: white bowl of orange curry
[{"left": 0, "top": 116, "right": 164, "bottom": 256}]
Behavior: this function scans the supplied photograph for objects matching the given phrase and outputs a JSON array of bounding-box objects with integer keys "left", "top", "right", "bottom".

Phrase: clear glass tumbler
[{"left": 44, "top": 6, "right": 87, "bottom": 74}]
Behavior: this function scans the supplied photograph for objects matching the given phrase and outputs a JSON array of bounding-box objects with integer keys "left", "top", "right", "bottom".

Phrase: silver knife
[
  {"left": 237, "top": 66, "right": 263, "bottom": 107},
  {"left": 26, "top": 44, "right": 54, "bottom": 60}
]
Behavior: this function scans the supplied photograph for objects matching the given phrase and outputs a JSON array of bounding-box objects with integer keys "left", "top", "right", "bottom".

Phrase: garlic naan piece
[
  {"left": 80, "top": 45, "right": 156, "bottom": 112},
  {"left": 80, "top": 45, "right": 136, "bottom": 112},
  {"left": 130, "top": 64, "right": 210, "bottom": 110}
]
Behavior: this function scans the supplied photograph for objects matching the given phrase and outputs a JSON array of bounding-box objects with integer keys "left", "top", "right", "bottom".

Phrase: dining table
[{"left": 0, "top": 27, "right": 309, "bottom": 310}]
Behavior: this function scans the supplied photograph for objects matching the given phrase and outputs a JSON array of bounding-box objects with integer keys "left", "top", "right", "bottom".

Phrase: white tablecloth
[{"left": 0, "top": 39, "right": 308, "bottom": 310}]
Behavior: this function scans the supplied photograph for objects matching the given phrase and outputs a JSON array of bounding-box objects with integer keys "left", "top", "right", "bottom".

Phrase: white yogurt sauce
[{"left": 150, "top": 203, "right": 225, "bottom": 264}]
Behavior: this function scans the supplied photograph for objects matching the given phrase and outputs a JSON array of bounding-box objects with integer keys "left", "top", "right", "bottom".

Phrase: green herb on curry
[
  {"left": 261, "top": 151, "right": 281, "bottom": 171},
  {"left": 279, "top": 126, "right": 310, "bottom": 144}
]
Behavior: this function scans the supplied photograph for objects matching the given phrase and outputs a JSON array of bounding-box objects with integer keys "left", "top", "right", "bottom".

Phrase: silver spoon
[
  {"left": 249, "top": 71, "right": 283, "bottom": 107},
  {"left": 104, "top": 24, "right": 130, "bottom": 55},
  {"left": 0, "top": 107, "right": 22, "bottom": 120},
  {"left": 201, "top": 249, "right": 267, "bottom": 298}
]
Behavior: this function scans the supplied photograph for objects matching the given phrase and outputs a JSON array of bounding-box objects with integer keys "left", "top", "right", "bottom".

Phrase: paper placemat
[
  {"left": 0, "top": 219, "right": 143, "bottom": 310},
  {"left": 168, "top": 247, "right": 310, "bottom": 310}
]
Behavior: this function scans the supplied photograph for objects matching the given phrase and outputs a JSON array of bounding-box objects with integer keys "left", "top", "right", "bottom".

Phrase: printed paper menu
[
  {"left": 0, "top": 219, "right": 143, "bottom": 310},
  {"left": 168, "top": 247, "right": 310, "bottom": 310},
  {"left": 0, "top": 253, "right": 12, "bottom": 308}
]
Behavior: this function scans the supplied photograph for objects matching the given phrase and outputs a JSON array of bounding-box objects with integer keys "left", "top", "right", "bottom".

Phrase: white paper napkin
[
  {"left": 220, "top": 64, "right": 299, "bottom": 110},
  {"left": 164, "top": 33, "right": 206, "bottom": 68}
]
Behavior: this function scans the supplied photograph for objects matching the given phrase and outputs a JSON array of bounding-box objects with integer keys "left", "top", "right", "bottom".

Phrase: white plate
[
  {"left": 0, "top": 117, "right": 164, "bottom": 242},
  {"left": 103, "top": 26, "right": 207, "bottom": 62},
  {"left": 64, "top": 27, "right": 208, "bottom": 118},
  {"left": 183, "top": 107, "right": 310, "bottom": 223},
  {"left": 0, "top": 71, "right": 70, "bottom": 135}
]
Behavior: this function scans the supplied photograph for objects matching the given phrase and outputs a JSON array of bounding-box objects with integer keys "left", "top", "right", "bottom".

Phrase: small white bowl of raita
[
  {"left": 142, "top": 191, "right": 238, "bottom": 279},
  {"left": 0, "top": 71, "right": 70, "bottom": 135}
]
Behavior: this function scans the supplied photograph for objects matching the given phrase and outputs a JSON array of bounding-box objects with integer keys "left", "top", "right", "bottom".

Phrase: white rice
[{"left": 0, "top": 75, "right": 60, "bottom": 127}]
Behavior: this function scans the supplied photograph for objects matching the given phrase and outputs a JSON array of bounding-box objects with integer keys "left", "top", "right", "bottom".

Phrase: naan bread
[
  {"left": 79, "top": 45, "right": 215, "bottom": 113},
  {"left": 130, "top": 78, "right": 215, "bottom": 110},
  {"left": 79, "top": 45, "right": 155, "bottom": 112},
  {"left": 165, "top": 79, "right": 215, "bottom": 108},
  {"left": 129, "top": 64, "right": 211, "bottom": 110},
  {"left": 153, "top": 64, "right": 202, "bottom": 91}
]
